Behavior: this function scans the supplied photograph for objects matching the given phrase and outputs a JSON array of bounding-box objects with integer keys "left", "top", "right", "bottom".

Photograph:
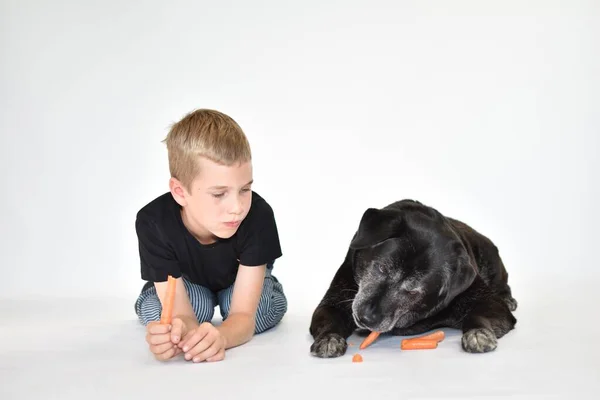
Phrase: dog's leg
[
  {"left": 494, "top": 267, "right": 518, "bottom": 312},
  {"left": 471, "top": 236, "right": 519, "bottom": 313},
  {"left": 459, "top": 279, "right": 517, "bottom": 353},
  {"left": 461, "top": 299, "right": 516, "bottom": 353},
  {"left": 495, "top": 282, "right": 518, "bottom": 312},
  {"left": 484, "top": 256, "right": 518, "bottom": 312},
  {"left": 309, "top": 252, "right": 358, "bottom": 358}
]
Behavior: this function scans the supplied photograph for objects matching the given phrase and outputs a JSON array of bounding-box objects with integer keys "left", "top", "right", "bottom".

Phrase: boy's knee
[
  {"left": 219, "top": 276, "right": 288, "bottom": 333},
  {"left": 254, "top": 279, "right": 287, "bottom": 333},
  {"left": 183, "top": 279, "right": 217, "bottom": 322},
  {"left": 217, "top": 276, "right": 287, "bottom": 333},
  {"left": 218, "top": 291, "right": 232, "bottom": 320},
  {"left": 134, "top": 287, "right": 162, "bottom": 326}
]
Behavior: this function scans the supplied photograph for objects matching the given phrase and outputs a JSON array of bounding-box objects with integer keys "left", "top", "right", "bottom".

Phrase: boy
[{"left": 133, "top": 108, "right": 287, "bottom": 363}]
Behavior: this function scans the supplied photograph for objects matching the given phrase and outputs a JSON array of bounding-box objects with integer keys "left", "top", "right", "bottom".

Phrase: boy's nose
[{"left": 229, "top": 197, "right": 243, "bottom": 214}]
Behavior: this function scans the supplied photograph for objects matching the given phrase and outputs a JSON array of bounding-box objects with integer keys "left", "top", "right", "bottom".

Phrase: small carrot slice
[
  {"left": 160, "top": 275, "right": 177, "bottom": 325},
  {"left": 359, "top": 331, "right": 380, "bottom": 349},
  {"left": 401, "top": 339, "right": 438, "bottom": 350},
  {"left": 406, "top": 330, "right": 445, "bottom": 343},
  {"left": 352, "top": 354, "right": 363, "bottom": 362}
]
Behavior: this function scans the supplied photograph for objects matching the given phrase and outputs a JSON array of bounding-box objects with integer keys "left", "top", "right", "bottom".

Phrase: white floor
[{"left": 1, "top": 277, "right": 599, "bottom": 400}]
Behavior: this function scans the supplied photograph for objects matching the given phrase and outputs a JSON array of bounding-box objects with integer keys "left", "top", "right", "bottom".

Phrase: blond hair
[{"left": 162, "top": 109, "right": 252, "bottom": 191}]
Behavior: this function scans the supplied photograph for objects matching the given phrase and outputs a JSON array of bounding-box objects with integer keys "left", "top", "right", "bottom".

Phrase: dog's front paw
[
  {"left": 461, "top": 328, "right": 498, "bottom": 353},
  {"left": 310, "top": 333, "right": 347, "bottom": 358}
]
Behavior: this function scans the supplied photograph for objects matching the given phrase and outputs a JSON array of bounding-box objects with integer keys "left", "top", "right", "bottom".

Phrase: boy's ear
[{"left": 169, "top": 177, "right": 188, "bottom": 206}]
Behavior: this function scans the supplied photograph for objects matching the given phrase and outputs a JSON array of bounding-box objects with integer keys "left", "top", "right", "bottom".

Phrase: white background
[
  {"left": 1, "top": 0, "right": 598, "bottom": 315},
  {"left": 2, "top": 2, "right": 600, "bottom": 399}
]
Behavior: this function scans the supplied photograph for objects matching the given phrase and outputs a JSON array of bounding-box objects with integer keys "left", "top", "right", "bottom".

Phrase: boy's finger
[
  {"left": 180, "top": 326, "right": 209, "bottom": 351},
  {"left": 154, "top": 347, "right": 176, "bottom": 361},
  {"left": 151, "top": 341, "right": 176, "bottom": 355},
  {"left": 147, "top": 322, "right": 171, "bottom": 334},
  {"left": 185, "top": 335, "right": 213, "bottom": 360},
  {"left": 146, "top": 332, "right": 171, "bottom": 345},
  {"left": 192, "top": 339, "right": 221, "bottom": 363},
  {"left": 170, "top": 318, "right": 184, "bottom": 343}
]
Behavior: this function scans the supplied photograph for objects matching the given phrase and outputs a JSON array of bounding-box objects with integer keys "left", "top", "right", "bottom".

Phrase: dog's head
[{"left": 349, "top": 200, "right": 477, "bottom": 332}]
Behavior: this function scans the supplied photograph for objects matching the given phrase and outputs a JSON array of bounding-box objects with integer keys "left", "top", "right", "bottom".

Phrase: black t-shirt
[{"left": 135, "top": 191, "right": 282, "bottom": 292}]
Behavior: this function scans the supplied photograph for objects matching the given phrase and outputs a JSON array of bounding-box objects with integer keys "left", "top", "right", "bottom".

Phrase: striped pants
[{"left": 134, "top": 268, "right": 287, "bottom": 334}]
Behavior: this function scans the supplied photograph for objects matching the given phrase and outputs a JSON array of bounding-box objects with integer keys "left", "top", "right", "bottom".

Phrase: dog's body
[{"left": 309, "top": 199, "right": 517, "bottom": 357}]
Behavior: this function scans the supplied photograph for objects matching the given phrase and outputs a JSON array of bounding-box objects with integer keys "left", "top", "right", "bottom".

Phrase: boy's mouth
[{"left": 224, "top": 220, "right": 241, "bottom": 228}]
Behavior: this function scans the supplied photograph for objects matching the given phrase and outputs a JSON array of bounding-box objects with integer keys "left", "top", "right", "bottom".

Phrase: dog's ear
[
  {"left": 349, "top": 208, "right": 404, "bottom": 249},
  {"left": 445, "top": 242, "right": 477, "bottom": 300}
]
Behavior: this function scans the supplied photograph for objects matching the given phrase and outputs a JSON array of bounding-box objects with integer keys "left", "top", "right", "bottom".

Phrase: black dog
[{"left": 309, "top": 199, "right": 517, "bottom": 357}]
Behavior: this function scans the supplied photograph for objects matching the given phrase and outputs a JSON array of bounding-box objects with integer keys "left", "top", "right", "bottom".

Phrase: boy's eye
[{"left": 212, "top": 193, "right": 225, "bottom": 198}]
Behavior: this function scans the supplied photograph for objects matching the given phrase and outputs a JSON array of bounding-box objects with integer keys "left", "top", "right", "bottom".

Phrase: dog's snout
[{"left": 358, "top": 302, "right": 380, "bottom": 326}]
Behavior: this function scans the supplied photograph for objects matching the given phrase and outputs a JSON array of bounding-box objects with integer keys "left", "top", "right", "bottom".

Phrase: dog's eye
[{"left": 378, "top": 265, "right": 386, "bottom": 274}]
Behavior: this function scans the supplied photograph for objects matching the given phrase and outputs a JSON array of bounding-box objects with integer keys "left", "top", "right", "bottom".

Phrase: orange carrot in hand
[
  {"left": 160, "top": 275, "right": 176, "bottom": 325},
  {"left": 359, "top": 331, "right": 380, "bottom": 349},
  {"left": 401, "top": 339, "right": 438, "bottom": 350}
]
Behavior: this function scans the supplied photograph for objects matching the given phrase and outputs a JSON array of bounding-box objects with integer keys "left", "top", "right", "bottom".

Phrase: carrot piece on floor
[
  {"left": 359, "top": 331, "right": 380, "bottom": 349},
  {"left": 352, "top": 354, "right": 363, "bottom": 362},
  {"left": 160, "top": 275, "right": 177, "bottom": 325},
  {"left": 410, "top": 330, "right": 445, "bottom": 342},
  {"left": 401, "top": 338, "right": 438, "bottom": 350}
]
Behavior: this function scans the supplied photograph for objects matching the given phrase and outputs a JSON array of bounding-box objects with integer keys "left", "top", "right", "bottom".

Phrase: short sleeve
[
  {"left": 135, "top": 213, "right": 182, "bottom": 282},
  {"left": 237, "top": 200, "right": 283, "bottom": 267}
]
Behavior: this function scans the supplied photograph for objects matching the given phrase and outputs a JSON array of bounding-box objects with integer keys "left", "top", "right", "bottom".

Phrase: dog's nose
[{"left": 359, "top": 303, "right": 380, "bottom": 326}]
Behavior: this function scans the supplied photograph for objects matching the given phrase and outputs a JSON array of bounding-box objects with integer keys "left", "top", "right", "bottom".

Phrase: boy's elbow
[
  {"left": 221, "top": 311, "right": 256, "bottom": 347},
  {"left": 239, "top": 312, "right": 257, "bottom": 338}
]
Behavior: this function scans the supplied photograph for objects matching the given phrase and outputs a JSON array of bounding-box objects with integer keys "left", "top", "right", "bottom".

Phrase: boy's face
[{"left": 170, "top": 157, "right": 253, "bottom": 244}]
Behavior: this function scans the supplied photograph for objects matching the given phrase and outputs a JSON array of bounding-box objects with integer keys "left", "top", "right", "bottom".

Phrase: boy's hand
[
  {"left": 178, "top": 322, "right": 227, "bottom": 363},
  {"left": 145, "top": 322, "right": 182, "bottom": 361},
  {"left": 169, "top": 315, "right": 199, "bottom": 345},
  {"left": 146, "top": 315, "right": 199, "bottom": 361}
]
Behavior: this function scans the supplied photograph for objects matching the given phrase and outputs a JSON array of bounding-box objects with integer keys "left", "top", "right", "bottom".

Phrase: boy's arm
[{"left": 217, "top": 263, "right": 266, "bottom": 349}]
